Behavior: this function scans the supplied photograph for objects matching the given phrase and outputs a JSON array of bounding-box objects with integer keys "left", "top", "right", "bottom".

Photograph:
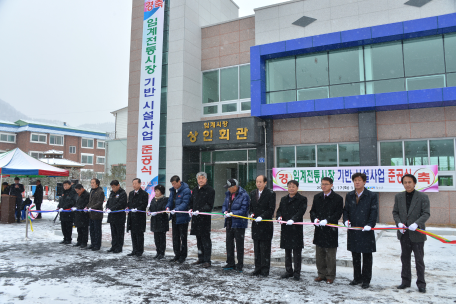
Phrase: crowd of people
[{"left": 2, "top": 171, "right": 430, "bottom": 293}]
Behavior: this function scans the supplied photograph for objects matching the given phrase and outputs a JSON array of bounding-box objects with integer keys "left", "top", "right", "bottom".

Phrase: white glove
[
  {"left": 59, "top": 208, "right": 63, "bottom": 212},
  {"left": 362, "top": 225, "right": 371, "bottom": 231},
  {"left": 83, "top": 208, "right": 88, "bottom": 213},
  {"left": 250, "top": 214, "right": 255, "bottom": 218},
  {"left": 314, "top": 219, "right": 320, "bottom": 226},
  {"left": 398, "top": 223, "right": 405, "bottom": 234},
  {"left": 409, "top": 223, "right": 418, "bottom": 231},
  {"left": 71, "top": 207, "right": 77, "bottom": 211},
  {"left": 88, "top": 208, "right": 92, "bottom": 212},
  {"left": 151, "top": 212, "right": 157, "bottom": 216},
  {"left": 165, "top": 208, "right": 170, "bottom": 213},
  {"left": 286, "top": 220, "right": 294, "bottom": 225},
  {"left": 193, "top": 210, "right": 199, "bottom": 216},
  {"left": 320, "top": 219, "right": 327, "bottom": 226},
  {"left": 344, "top": 220, "right": 351, "bottom": 227},
  {"left": 106, "top": 209, "right": 111, "bottom": 213},
  {"left": 132, "top": 208, "right": 137, "bottom": 213},
  {"left": 255, "top": 216, "right": 262, "bottom": 222},
  {"left": 277, "top": 216, "right": 282, "bottom": 221},
  {"left": 224, "top": 212, "right": 232, "bottom": 218},
  {"left": 188, "top": 209, "right": 193, "bottom": 217},
  {"left": 125, "top": 208, "right": 129, "bottom": 214},
  {"left": 170, "top": 209, "right": 175, "bottom": 215}
]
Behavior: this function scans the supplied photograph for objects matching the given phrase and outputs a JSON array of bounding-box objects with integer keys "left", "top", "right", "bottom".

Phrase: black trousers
[
  {"left": 110, "top": 222, "right": 125, "bottom": 251},
  {"left": 352, "top": 252, "right": 373, "bottom": 283},
  {"left": 285, "top": 248, "right": 302, "bottom": 275},
  {"left": 196, "top": 234, "right": 212, "bottom": 263},
  {"left": 131, "top": 231, "right": 144, "bottom": 254},
  {"left": 154, "top": 231, "right": 166, "bottom": 255},
  {"left": 61, "top": 221, "right": 73, "bottom": 242},
  {"left": 172, "top": 220, "right": 188, "bottom": 259},
  {"left": 400, "top": 231, "right": 426, "bottom": 288},
  {"left": 226, "top": 228, "right": 245, "bottom": 270},
  {"left": 15, "top": 196, "right": 22, "bottom": 219},
  {"left": 77, "top": 226, "right": 89, "bottom": 245},
  {"left": 89, "top": 219, "right": 102, "bottom": 249},
  {"left": 254, "top": 239, "right": 272, "bottom": 275},
  {"left": 35, "top": 199, "right": 42, "bottom": 219}
]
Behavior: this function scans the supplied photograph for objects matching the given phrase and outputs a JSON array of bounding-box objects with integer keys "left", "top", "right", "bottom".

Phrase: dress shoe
[
  {"left": 64, "top": 241, "right": 72, "bottom": 245},
  {"left": 192, "top": 260, "right": 203, "bottom": 265},
  {"left": 136, "top": 252, "right": 143, "bottom": 257},
  {"left": 91, "top": 247, "right": 100, "bottom": 251},
  {"left": 178, "top": 258, "right": 186, "bottom": 264},
  {"left": 80, "top": 244, "right": 87, "bottom": 249},
  {"left": 153, "top": 254, "right": 159, "bottom": 259},
  {"left": 281, "top": 272, "right": 293, "bottom": 279},
  {"left": 251, "top": 270, "right": 261, "bottom": 276},
  {"left": 16, "top": 218, "right": 21, "bottom": 223},
  {"left": 113, "top": 249, "right": 122, "bottom": 254},
  {"left": 260, "top": 274, "right": 269, "bottom": 278},
  {"left": 169, "top": 257, "right": 179, "bottom": 262},
  {"left": 202, "top": 262, "right": 211, "bottom": 268},
  {"left": 418, "top": 287, "right": 426, "bottom": 293},
  {"left": 397, "top": 284, "right": 410, "bottom": 289},
  {"left": 107, "top": 248, "right": 114, "bottom": 253},
  {"left": 293, "top": 274, "right": 300, "bottom": 281},
  {"left": 222, "top": 264, "right": 235, "bottom": 270},
  {"left": 349, "top": 280, "right": 362, "bottom": 286},
  {"left": 59, "top": 240, "right": 66, "bottom": 244},
  {"left": 362, "top": 283, "right": 370, "bottom": 289},
  {"left": 236, "top": 268, "right": 243, "bottom": 273},
  {"left": 86, "top": 245, "right": 94, "bottom": 250},
  {"left": 73, "top": 243, "right": 81, "bottom": 247},
  {"left": 314, "top": 277, "right": 325, "bottom": 282},
  {"left": 127, "top": 252, "right": 137, "bottom": 256},
  {"left": 326, "top": 279, "right": 334, "bottom": 284},
  {"left": 156, "top": 254, "right": 165, "bottom": 260}
]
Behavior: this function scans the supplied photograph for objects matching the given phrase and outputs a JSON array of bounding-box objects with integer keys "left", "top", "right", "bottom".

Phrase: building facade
[
  {"left": 127, "top": 0, "right": 456, "bottom": 224},
  {"left": 0, "top": 120, "right": 107, "bottom": 176}
]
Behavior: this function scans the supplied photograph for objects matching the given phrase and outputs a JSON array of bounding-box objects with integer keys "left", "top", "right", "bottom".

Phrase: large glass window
[
  {"left": 220, "top": 67, "right": 238, "bottom": 101},
  {"left": 31, "top": 133, "right": 46, "bottom": 143},
  {"left": 0, "top": 133, "right": 15, "bottom": 143},
  {"left": 82, "top": 138, "right": 94, "bottom": 148},
  {"left": 403, "top": 36, "right": 445, "bottom": 77},
  {"left": 430, "top": 139, "right": 455, "bottom": 171},
  {"left": 276, "top": 146, "right": 295, "bottom": 168},
  {"left": 49, "top": 135, "right": 63, "bottom": 146},
  {"left": 202, "top": 70, "right": 219, "bottom": 104},
  {"left": 329, "top": 47, "right": 364, "bottom": 85},
  {"left": 445, "top": 33, "right": 456, "bottom": 73},
  {"left": 339, "top": 143, "right": 360, "bottom": 166},
  {"left": 296, "top": 146, "right": 316, "bottom": 167},
  {"left": 317, "top": 144, "right": 337, "bottom": 167},
  {"left": 265, "top": 34, "right": 456, "bottom": 105},
  {"left": 380, "top": 142, "right": 403, "bottom": 166},
  {"left": 266, "top": 57, "right": 296, "bottom": 92},
  {"left": 239, "top": 65, "right": 251, "bottom": 99},
  {"left": 404, "top": 140, "right": 428, "bottom": 166}
]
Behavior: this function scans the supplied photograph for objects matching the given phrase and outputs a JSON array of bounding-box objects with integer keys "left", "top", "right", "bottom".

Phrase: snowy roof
[
  {"left": 39, "top": 158, "right": 85, "bottom": 168},
  {"left": 110, "top": 106, "right": 128, "bottom": 115},
  {"left": 43, "top": 150, "right": 64, "bottom": 155}
]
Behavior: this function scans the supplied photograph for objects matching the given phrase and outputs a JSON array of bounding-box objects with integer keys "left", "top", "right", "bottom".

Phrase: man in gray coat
[{"left": 392, "top": 174, "right": 430, "bottom": 293}]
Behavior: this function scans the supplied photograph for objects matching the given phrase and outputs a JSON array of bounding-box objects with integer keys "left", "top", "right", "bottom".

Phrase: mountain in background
[{"left": 0, "top": 98, "right": 115, "bottom": 133}]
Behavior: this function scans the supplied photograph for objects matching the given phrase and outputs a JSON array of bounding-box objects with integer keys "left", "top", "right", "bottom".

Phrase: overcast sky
[{"left": 0, "top": 0, "right": 286, "bottom": 127}]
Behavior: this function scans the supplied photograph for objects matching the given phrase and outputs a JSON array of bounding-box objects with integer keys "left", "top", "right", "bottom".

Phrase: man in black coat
[
  {"left": 106, "top": 180, "right": 128, "bottom": 254},
  {"left": 189, "top": 172, "right": 215, "bottom": 268},
  {"left": 343, "top": 172, "right": 378, "bottom": 289},
  {"left": 276, "top": 180, "right": 307, "bottom": 281},
  {"left": 310, "top": 177, "right": 343, "bottom": 284},
  {"left": 393, "top": 174, "right": 430, "bottom": 293},
  {"left": 57, "top": 180, "right": 77, "bottom": 244},
  {"left": 73, "top": 184, "right": 90, "bottom": 248},
  {"left": 33, "top": 180, "right": 44, "bottom": 219},
  {"left": 10, "top": 177, "right": 25, "bottom": 223},
  {"left": 127, "top": 178, "right": 148, "bottom": 257},
  {"left": 249, "top": 175, "right": 276, "bottom": 277}
]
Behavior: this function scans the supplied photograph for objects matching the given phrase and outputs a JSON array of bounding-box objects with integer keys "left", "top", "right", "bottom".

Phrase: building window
[
  {"left": 49, "top": 135, "right": 64, "bottom": 146},
  {"left": 96, "top": 172, "right": 104, "bottom": 180},
  {"left": 30, "top": 151, "right": 45, "bottom": 159},
  {"left": 69, "top": 146, "right": 76, "bottom": 154},
  {"left": 265, "top": 34, "right": 456, "bottom": 104},
  {"left": 96, "top": 156, "right": 105, "bottom": 164},
  {"left": 97, "top": 140, "right": 105, "bottom": 149},
  {"left": 0, "top": 133, "right": 16, "bottom": 143},
  {"left": 82, "top": 138, "right": 94, "bottom": 149},
  {"left": 276, "top": 143, "right": 360, "bottom": 168},
  {"left": 81, "top": 154, "right": 94, "bottom": 164},
  {"left": 379, "top": 139, "right": 456, "bottom": 189},
  {"left": 202, "top": 64, "right": 251, "bottom": 116},
  {"left": 31, "top": 133, "right": 47, "bottom": 144}
]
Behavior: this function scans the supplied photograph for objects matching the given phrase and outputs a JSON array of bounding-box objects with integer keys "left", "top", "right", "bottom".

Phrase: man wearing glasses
[{"left": 310, "top": 177, "right": 343, "bottom": 284}]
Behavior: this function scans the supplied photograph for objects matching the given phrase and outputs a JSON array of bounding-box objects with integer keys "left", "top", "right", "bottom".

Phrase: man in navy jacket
[
  {"left": 166, "top": 175, "right": 191, "bottom": 263},
  {"left": 222, "top": 179, "right": 250, "bottom": 272}
]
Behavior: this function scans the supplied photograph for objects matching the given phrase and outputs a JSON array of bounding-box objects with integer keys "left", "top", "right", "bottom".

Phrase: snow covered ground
[{"left": 1, "top": 200, "right": 455, "bottom": 303}]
